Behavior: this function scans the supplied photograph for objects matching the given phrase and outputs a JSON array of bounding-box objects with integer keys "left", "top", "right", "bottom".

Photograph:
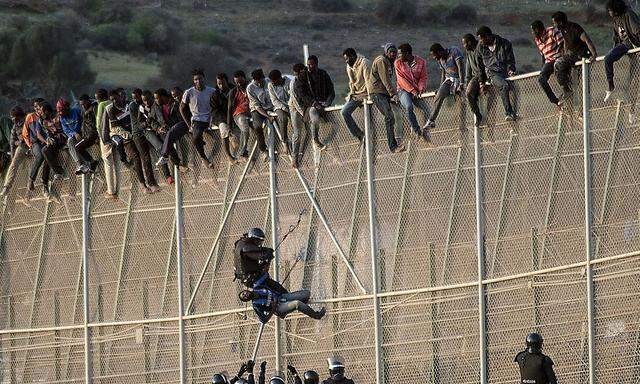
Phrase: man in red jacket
[{"left": 395, "top": 43, "right": 431, "bottom": 143}]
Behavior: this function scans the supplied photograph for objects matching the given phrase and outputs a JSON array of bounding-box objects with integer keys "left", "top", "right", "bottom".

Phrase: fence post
[
  {"left": 175, "top": 166, "right": 187, "bottom": 384},
  {"left": 474, "top": 119, "right": 488, "bottom": 384},
  {"left": 267, "top": 122, "right": 282, "bottom": 372},
  {"left": 82, "top": 174, "right": 93, "bottom": 384},
  {"left": 364, "top": 102, "right": 384, "bottom": 384},
  {"left": 582, "top": 59, "right": 596, "bottom": 384}
]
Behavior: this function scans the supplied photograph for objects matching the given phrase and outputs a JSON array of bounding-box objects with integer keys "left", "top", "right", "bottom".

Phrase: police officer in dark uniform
[
  {"left": 514, "top": 333, "right": 557, "bottom": 384},
  {"left": 234, "top": 228, "right": 286, "bottom": 294},
  {"left": 322, "top": 357, "right": 355, "bottom": 384},
  {"left": 287, "top": 364, "right": 320, "bottom": 384},
  {"left": 212, "top": 373, "right": 229, "bottom": 384}
]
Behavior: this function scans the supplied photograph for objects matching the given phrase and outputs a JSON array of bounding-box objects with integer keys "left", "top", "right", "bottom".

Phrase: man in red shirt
[
  {"left": 532, "top": 20, "right": 564, "bottom": 106},
  {"left": 227, "top": 70, "right": 252, "bottom": 161},
  {"left": 395, "top": 43, "right": 431, "bottom": 143}
]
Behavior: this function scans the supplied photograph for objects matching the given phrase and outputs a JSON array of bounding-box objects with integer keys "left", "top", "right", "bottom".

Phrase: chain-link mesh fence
[{"left": 2, "top": 50, "right": 640, "bottom": 384}]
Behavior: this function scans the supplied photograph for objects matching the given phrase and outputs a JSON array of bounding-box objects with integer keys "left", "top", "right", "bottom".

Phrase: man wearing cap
[
  {"left": 368, "top": 43, "right": 405, "bottom": 153},
  {"left": 57, "top": 98, "right": 96, "bottom": 174},
  {"left": 323, "top": 357, "right": 354, "bottom": 384}
]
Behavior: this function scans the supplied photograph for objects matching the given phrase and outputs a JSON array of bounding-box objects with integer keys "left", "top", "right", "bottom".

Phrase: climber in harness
[
  {"left": 238, "top": 282, "right": 326, "bottom": 324},
  {"left": 233, "top": 227, "right": 285, "bottom": 293}
]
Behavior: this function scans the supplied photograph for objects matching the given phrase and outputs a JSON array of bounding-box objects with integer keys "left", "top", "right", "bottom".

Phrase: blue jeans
[
  {"left": 340, "top": 99, "right": 365, "bottom": 140},
  {"left": 398, "top": 89, "right": 430, "bottom": 134},
  {"left": 605, "top": 43, "right": 630, "bottom": 90}
]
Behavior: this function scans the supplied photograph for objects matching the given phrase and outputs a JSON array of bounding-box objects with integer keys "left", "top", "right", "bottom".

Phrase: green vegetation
[{"left": 87, "top": 51, "right": 160, "bottom": 87}]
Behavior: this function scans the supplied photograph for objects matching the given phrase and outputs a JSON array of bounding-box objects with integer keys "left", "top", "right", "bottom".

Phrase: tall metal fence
[{"left": 1, "top": 49, "right": 640, "bottom": 384}]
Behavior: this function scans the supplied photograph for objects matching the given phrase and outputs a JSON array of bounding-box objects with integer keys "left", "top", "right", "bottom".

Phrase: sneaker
[
  {"left": 604, "top": 90, "right": 613, "bottom": 103},
  {"left": 227, "top": 156, "right": 238, "bottom": 165},
  {"left": 391, "top": 143, "right": 406, "bottom": 153},
  {"left": 313, "top": 139, "right": 327, "bottom": 151},
  {"left": 423, "top": 120, "right": 436, "bottom": 129},
  {"left": 474, "top": 112, "right": 483, "bottom": 127},
  {"left": 104, "top": 192, "right": 118, "bottom": 200},
  {"left": 202, "top": 158, "right": 214, "bottom": 169},
  {"left": 141, "top": 184, "right": 152, "bottom": 194},
  {"left": 74, "top": 164, "right": 90, "bottom": 175},
  {"left": 505, "top": 113, "right": 517, "bottom": 122},
  {"left": 422, "top": 129, "right": 432, "bottom": 144},
  {"left": 155, "top": 157, "right": 169, "bottom": 169},
  {"left": 312, "top": 307, "right": 326, "bottom": 320},
  {"left": 166, "top": 176, "right": 175, "bottom": 185},
  {"left": 52, "top": 173, "right": 65, "bottom": 181},
  {"left": 43, "top": 185, "right": 50, "bottom": 199},
  {"left": 27, "top": 179, "right": 35, "bottom": 192},
  {"left": 149, "top": 184, "right": 161, "bottom": 193}
]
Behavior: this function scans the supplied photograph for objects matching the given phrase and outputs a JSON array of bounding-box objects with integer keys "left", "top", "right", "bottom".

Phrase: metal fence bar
[
  {"left": 474, "top": 122, "right": 488, "bottom": 384},
  {"left": 267, "top": 123, "right": 282, "bottom": 372},
  {"left": 186, "top": 141, "right": 259, "bottom": 314},
  {"left": 364, "top": 103, "right": 384, "bottom": 384},
  {"left": 582, "top": 60, "right": 596, "bottom": 384},
  {"left": 175, "top": 165, "right": 187, "bottom": 384},
  {"left": 82, "top": 174, "right": 92, "bottom": 384}
]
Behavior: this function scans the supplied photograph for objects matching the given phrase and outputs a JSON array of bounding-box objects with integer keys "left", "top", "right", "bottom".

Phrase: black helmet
[
  {"left": 327, "top": 357, "right": 345, "bottom": 380},
  {"left": 303, "top": 370, "right": 320, "bottom": 384},
  {"left": 269, "top": 377, "right": 285, "bottom": 384},
  {"left": 236, "top": 379, "right": 248, "bottom": 384},
  {"left": 211, "top": 373, "right": 229, "bottom": 384},
  {"left": 526, "top": 332, "right": 543, "bottom": 353},
  {"left": 247, "top": 228, "right": 266, "bottom": 242},
  {"left": 239, "top": 290, "right": 254, "bottom": 302}
]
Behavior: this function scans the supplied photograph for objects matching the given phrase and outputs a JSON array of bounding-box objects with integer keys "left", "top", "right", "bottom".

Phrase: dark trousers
[
  {"left": 250, "top": 111, "right": 269, "bottom": 152},
  {"left": 30, "top": 142, "right": 64, "bottom": 183},
  {"left": 605, "top": 43, "right": 631, "bottom": 90},
  {"left": 143, "top": 130, "right": 171, "bottom": 178},
  {"left": 466, "top": 77, "right": 481, "bottom": 116},
  {"left": 430, "top": 80, "right": 456, "bottom": 122},
  {"left": 123, "top": 140, "right": 150, "bottom": 186},
  {"left": 340, "top": 99, "right": 365, "bottom": 140},
  {"left": 161, "top": 121, "right": 188, "bottom": 164},
  {"left": 371, "top": 93, "right": 398, "bottom": 151},
  {"left": 132, "top": 135, "right": 158, "bottom": 186},
  {"left": 74, "top": 135, "right": 97, "bottom": 164},
  {"left": 191, "top": 120, "right": 214, "bottom": 161},
  {"left": 488, "top": 72, "right": 514, "bottom": 115},
  {"left": 538, "top": 62, "right": 559, "bottom": 104},
  {"left": 554, "top": 53, "right": 580, "bottom": 101}
]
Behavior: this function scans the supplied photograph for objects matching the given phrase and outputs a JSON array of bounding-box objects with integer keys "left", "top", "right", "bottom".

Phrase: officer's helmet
[
  {"left": 211, "top": 373, "right": 229, "bottom": 384},
  {"left": 236, "top": 379, "right": 248, "bottom": 384},
  {"left": 303, "top": 370, "right": 320, "bottom": 384},
  {"left": 238, "top": 290, "right": 254, "bottom": 302},
  {"left": 526, "top": 332, "right": 543, "bottom": 353},
  {"left": 327, "top": 357, "right": 345, "bottom": 380},
  {"left": 247, "top": 228, "right": 266, "bottom": 242},
  {"left": 269, "top": 377, "right": 285, "bottom": 384}
]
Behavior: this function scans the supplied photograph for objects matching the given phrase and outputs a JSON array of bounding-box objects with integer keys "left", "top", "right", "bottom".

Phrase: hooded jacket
[
  {"left": 613, "top": 9, "right": 640, "bottom": 47},
  {"left": 368, "top": 54, "right": 396, "bottom": 96},
  {"left": 477, "top": 34, "right": 516, "bottom": 77},
  {"left": 346, "top": 55, "right": 371, "bottom": 101}
]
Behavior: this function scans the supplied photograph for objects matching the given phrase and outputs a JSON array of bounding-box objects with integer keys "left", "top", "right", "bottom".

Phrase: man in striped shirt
[{"left": 532, "top": 20, "right": 564, "bottom": 106}]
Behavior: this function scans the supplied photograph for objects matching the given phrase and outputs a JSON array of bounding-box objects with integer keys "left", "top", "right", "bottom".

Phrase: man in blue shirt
[
  {"left": 239, "top": 281, "right": 326, "bottom": 324},
  {"left": 57, "top": 98, "right": 95, "bottom": 174},
  {"left": 426, "top": 43, "right": 465, "bottom": 129}
]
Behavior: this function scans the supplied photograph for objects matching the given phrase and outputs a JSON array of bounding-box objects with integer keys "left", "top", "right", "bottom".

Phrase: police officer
[
  {"left": 322, "top": 357, "right": 354, "bottom": 384},
  {"left": 234, "top": 228, "right": 285, "bottom": 294},
  {"left": 514, "top": 333, "right": 557, "bottom": 384},
  {"left": 230, "top": 360, "right": 256, "bottom": 384},
  {"left": 287, "top": 364, "right": 320, "bottom": 384}
]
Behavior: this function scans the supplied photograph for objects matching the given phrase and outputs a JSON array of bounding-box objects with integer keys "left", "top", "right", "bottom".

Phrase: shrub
[
  {"left": 310, "top": 0, "right": 351, "bottom": 13},
  {"left": 375, "top": 0, "right": 417, "bottom": 24},
  {"left": 445, "top": 4, "right": 477, "bottom": 24},
  {"left": 91, "top": 23, "right": 129, "bottom": 51},
  {"left": 126, "top": 9, "right": 184, "bottom": 54}
]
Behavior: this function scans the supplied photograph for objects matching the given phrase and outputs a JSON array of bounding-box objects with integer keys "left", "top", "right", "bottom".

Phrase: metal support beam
[
  {"left": 82, "top": 174, "right": 92, "bottom": 384},
  {"left": 301, "top": 153, "right": 322, "bottom": 290},
  {"left": 112, "top": 191, "right": 135, "bottom": 320},
  {"left": 582, "top": 60, "right": 596, "bottom": 384},
  {"left": 489, "top": 131, "right": 518, "bottom": 277},
  {"left": 267, "top": 123, "right": 282, "bottom": 372},
  {"left": 474, "top": 123, "right": 488, "bottom": 384},
  {"left": 594, "top": 101, "right": 623, "bottom": 259},
  {"left": 175, "top": 165, "right": 187, "bottom": 384},
  {"left": 21, "top": 199, "right": 52, "bottom": 380},
  {"left": 389, "top": 141, "right": 413, "bottom": 285},
  {"left": 539, "top": 114, "right": 565, "bottom": 266},
  {"left": 530, "top": 227, "right": 541, "bottom": 329},
  {"left": 440, "top": 145, "right": 464, "bottom": 286},
  {"left": 252, "top": 323, "right": 266, "bottom": 362},
  {"left": 364, "top": 103, "right": 384, "bottom": 384},
  {"left": 271, "top": 121, "right": 367, "bottom": 293},
  {"left": 427, "top": 242, "right": 439, "bottom": 384},
  {"left": 346, "top": 146, "right": 365, "bottom": 286},
  {"left": 54, "top": 291, "right": 61, "bottom": 382},
  {"left": 186, "top": 141, "right": 259, "bottom": 314}
]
